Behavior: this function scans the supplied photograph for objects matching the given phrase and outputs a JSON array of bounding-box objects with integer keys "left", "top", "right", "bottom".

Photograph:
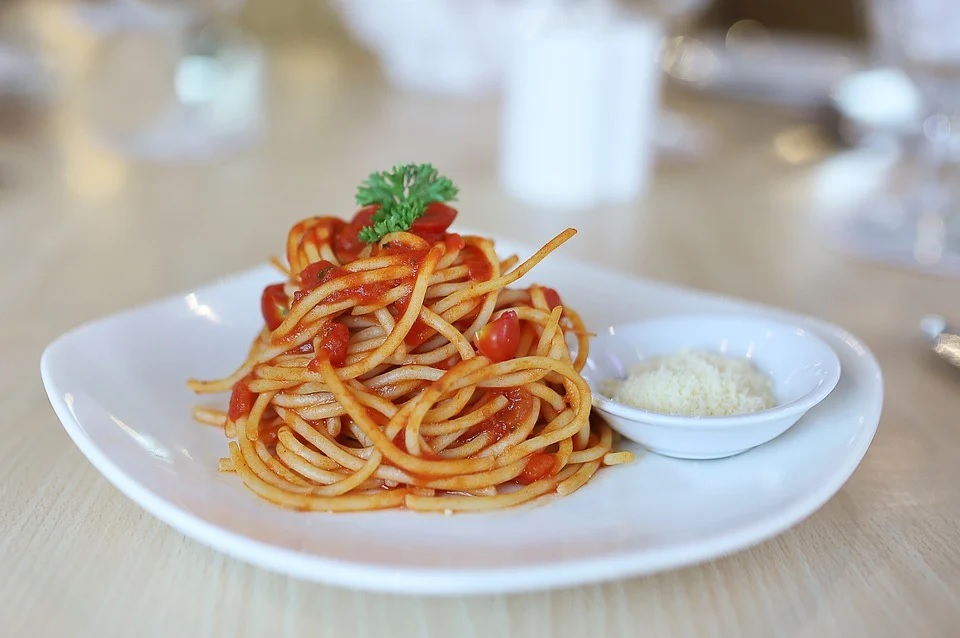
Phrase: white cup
[{"left": 500, "top": 6, "right": 664, "bottom": 208}]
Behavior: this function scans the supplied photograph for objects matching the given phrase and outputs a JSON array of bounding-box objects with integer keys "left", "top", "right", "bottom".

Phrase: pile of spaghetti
[{"left": 189, "top": 164, "right": 632, "bottom": 512}]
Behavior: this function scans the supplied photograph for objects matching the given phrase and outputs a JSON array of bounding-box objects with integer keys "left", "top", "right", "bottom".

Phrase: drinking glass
[
  {"left": 75, "top": 0, "right": 263, "bottom": 161},
  {"left": 830, "top": 0, "right": 960, "bottom": 276}
]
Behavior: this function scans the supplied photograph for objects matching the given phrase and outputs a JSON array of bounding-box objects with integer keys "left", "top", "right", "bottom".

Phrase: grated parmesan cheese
[{"left": 600, "top": 349, "right": 775, "bottom": 417}]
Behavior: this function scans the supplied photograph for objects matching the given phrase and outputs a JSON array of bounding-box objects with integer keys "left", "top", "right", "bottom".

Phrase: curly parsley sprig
[{"left": 356, "top": 164, "right": 458, "bottom": 243}]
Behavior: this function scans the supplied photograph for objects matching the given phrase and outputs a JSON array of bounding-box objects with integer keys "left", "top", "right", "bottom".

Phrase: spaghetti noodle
[{"left": 189, "top": 176, "right": 632, "bottom": 512}]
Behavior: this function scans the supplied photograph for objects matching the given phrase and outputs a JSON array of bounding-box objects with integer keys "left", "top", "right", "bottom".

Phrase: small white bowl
[{"left": 582, "top": 314, "right": 842, "bottom": 460}]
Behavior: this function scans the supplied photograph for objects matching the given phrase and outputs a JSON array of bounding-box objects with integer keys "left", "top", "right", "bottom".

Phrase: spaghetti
[{"left": 189, "top": 177, "right": 633, "bottom": 512}]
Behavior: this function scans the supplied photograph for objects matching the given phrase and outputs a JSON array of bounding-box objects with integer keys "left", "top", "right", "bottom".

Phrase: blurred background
[
  {"left": 4, "top": 0, "right": 960, "bottom": 304},
  {"left": 9, "top": 3, "right": 960, "bottom": 632}
]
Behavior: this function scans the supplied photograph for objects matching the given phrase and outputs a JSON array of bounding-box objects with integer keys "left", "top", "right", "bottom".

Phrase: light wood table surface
[{"left": 2, "top": 6, "right": 960, "bottom": 637}]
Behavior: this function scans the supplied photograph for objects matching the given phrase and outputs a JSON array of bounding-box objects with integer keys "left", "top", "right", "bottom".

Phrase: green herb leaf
[
  {"left": 357, "top": 200, "right": 424, "bottom": 243},
  {"left": 355, "top": 163, "right": 458, "bottom": 243}
]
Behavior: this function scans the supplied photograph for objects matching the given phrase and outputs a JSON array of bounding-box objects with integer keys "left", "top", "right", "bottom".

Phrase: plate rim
[{"left": 40, "top": 257, "right": 884, "bottom": 596}]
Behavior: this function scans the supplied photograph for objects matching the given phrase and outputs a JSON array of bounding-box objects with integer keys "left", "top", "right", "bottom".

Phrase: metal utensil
[{"left": 921, "top": 314, "right": 960, "bottom": 368}]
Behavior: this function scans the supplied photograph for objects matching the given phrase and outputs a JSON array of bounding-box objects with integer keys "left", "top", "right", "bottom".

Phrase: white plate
[{"left": 40, "top": 237, "right": 883, "bottom": 595}]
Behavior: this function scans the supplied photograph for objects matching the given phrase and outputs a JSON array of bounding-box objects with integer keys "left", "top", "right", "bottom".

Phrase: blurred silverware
[{"left": 921, "top": 314, "right": 960, "bottom": 368}]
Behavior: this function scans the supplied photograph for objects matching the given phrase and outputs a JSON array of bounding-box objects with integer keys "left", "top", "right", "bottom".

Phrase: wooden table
[{"left": 3, "top": 6, "right": 959, "bottom": 637}]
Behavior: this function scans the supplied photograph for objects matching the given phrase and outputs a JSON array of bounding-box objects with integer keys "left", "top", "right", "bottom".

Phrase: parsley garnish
[{"left": 356, "top": 164, "right": 458, "bottom": 243}]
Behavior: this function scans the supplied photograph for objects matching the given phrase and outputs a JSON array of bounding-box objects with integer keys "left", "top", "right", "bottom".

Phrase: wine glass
[
  {"left": 75, "top": 0, "right": 263, "bottom": 161},
  {"left": 829, "top": 0, "right": 960, "bottom": 276}
]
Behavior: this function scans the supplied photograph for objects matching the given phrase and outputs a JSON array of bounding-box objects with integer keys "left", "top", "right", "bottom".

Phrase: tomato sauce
[
  {"left": 392, "top": 288, "right": 435, "bottom": 347},
  {"left": 390, "top": 426, "right": 440, "bottom": 461},
  {"left": 378, "top": 245, "right": 428, "bottom": 265},
  {"left": 333, "top": 205, "right": 378, "bottom": 263},
  {"left": 268, "top": 204, "right": 493, "bottom": 365},
  {"left": 452, "top": 303, "right": 483, "bottom": 333},
  {"left": 294, "top": 261, "right": 395, "bottom": 309},
  {"left": 332, "top": 203, "right": 456, "bottom": 262},
  {"left": 460, "top": 244, "right": 493, "bottom": 281},
  {"left": 459, "top": 388, "right": 533, "bottom": 445},
  {"left": 280, "top": 205, "right": 464, "bottom": 341},
  {"left": 444, "top": 233, "right": 465, "bottom": 253},
  {"left": 432, "top": 355, "right": 460, "bottom": 371},
  {"left": 288, "top": 341, "right": 314, "bottom": 355},
  {"left": 273, "top": 320, "right": 319, "bottom": 348},
  {"left": 227, "top": 375, "right": 255, "bottom": 421},
  {"left": 306, "top": 321, "right": 350, "bottom": 368},
  {"left": 257, "top": 420, "right": 284, "bottom": 447},
  {"left": 517, "top": 452, "right": 556, "bottom": 485},
  {"left": 298, "top": 260, "right": 341, "bottom": 290}
]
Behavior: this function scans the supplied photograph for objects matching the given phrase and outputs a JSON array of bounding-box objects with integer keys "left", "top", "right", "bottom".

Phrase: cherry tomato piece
[
  {"left": 260, "top": 283, "right": 289, "bottom": 330},
  {"left": 308, "top": 322, "right": 350, "bottom": 368},
  {"left": 539, "top": 286, "right": 562, "bottom": 310},
  {"left": 410, "top": 202, "right": 457, "bottom": 243},
  {"left": 474, "top": 310, "right": 520, "bottom": 362},
  {"left": 335, "top": 205, "right": 379, "bottom": 262},
  {"left": 444, "top": 232, "right": 465, "bottom": 253},
  {"left": 227, "top": 376, "right": 255, "bottom": 421},
  {"left": 298, "top": 260, "right": 337, "bottom": 290},
  {"left": 461, "top": 244, "right": 493, "bottom": 281}
]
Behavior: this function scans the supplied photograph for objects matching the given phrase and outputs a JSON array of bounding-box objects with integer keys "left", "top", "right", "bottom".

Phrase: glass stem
[{"left": 913, "top": 110, "right": 955, "bottom": 262}]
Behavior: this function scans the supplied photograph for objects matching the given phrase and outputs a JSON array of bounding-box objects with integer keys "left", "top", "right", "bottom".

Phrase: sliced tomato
[
  {"left": 298, "top": 260, "right": 339, "bottom": 290},
  {"left": 294, "top": 260, "right": 348, "bottom": 306},
  {"left": 538, "top": 286, "right": 562, "bottom": 311},
  {"left": 410, "top": 202, "right": 457, "bottom": 243},
  {"left": 227, "top": 376, "right": 255, "bottom": 421},
  {"left": 336, "top": 201, "right": 457, "bottom": 256},
  {"left": 318, "top": 322, "right": 350, "bottom": 366},
  {"left": 461, "top": 244, "right": 493, "bottom": 281},
  {"left": 336, "top": 202, "right": 457, "bottom": 255},
  {"left": 334, "top": 205, "right": 379, "bottom": 262},
  {"left": 307, "top": 321, "right": 350, "bottom": 368},
  {"left": 517, "top": 452, "right": 556, "bottom": 485},
  {"left": 260, "top": 283, "right": 289, "bottom": 330},
  {"left": 474, "top": 310, "right": 520, "bottom": 362},
  {"left": 392, "top": 289, "right": 434, "bottom": 347},
  {"left": 444, "top": 232, "right": 465, "bottom": 253}
]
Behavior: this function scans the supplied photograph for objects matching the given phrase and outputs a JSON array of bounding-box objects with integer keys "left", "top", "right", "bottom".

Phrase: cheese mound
[{"left": 600, "top": 349, "right": 775, "bottom": 417}]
